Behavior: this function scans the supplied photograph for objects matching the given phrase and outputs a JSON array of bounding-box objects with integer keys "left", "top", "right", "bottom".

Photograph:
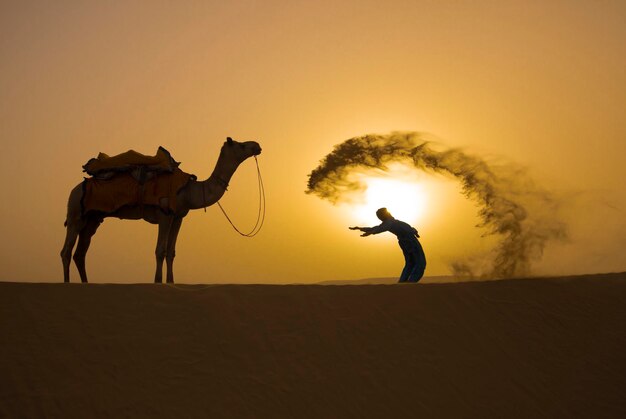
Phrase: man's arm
[
  {"left": 348, "top": 223, "right": 388, "bottom": 237},
  {"left": 349, "top": 226, "right": 372, "bottom": 236}
]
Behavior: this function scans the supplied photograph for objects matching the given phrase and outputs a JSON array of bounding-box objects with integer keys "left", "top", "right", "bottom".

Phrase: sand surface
[{"left": 1, "top": 273, "right": 625, "bottom": 418}]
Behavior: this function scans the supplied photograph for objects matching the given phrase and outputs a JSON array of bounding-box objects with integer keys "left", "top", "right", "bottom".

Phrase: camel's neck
[{"left": 186, "top": 151, "right": 244, "bottom": 210}]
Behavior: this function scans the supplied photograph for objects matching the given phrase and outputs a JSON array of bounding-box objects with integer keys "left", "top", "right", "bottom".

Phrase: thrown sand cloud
[{"left": 306, "top": 132, "right": 567, "bottom": 278}]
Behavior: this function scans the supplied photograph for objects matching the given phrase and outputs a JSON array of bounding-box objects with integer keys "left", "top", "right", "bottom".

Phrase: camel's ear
[{"left": 226, "top": 137, "right": 233, "bottom": 145}]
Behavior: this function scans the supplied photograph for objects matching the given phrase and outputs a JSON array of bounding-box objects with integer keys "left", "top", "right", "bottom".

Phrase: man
[{"left": 349, "top": 208, "right": 426, "bottom": 283}]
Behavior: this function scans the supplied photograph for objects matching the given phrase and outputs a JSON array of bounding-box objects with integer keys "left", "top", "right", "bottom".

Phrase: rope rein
[{"left": 215, "top": 156, "right": 266, "bottom": 237}]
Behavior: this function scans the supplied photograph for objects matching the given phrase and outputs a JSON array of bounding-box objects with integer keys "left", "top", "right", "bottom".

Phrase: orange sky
[{"left": 1, "top": 1, "right": 625, "bottom": 283}]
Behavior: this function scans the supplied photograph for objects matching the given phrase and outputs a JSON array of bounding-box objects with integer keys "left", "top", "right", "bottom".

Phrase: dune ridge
[{"left": 1, "top": 273, "right": 624, "bottom": 418}]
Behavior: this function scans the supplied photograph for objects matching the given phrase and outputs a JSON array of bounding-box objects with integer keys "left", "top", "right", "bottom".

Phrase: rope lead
[{"left": 216, "top": 156, "right": 266, "bottom": 237}]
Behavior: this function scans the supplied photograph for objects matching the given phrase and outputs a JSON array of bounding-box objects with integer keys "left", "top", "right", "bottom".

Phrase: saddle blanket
[{"left": 82, "top": 167, "right": 195, "bottom": 215}]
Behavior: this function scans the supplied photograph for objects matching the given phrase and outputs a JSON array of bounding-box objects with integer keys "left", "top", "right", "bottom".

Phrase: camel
[{"left": 61, "top": 137, "right": 262, "bottom": 283}]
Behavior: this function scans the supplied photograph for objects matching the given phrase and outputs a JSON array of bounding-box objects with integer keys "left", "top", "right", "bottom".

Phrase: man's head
[{"left": 376, "top": 207, "right": 393, "bottom": 221}]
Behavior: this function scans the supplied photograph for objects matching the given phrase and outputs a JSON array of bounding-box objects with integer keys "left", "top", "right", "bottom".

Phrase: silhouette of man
[{"left": 350, "top": 208, "right": 426, "bottom": 283}]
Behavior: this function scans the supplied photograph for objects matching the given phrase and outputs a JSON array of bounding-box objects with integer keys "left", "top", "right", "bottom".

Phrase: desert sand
[{"left": 1, "top": 273, "right": 624, "bottom": 418}]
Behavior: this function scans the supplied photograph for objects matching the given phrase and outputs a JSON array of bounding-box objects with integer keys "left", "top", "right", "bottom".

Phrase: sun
[{"left": 353, "top": 177, "right": 426, "bottom": 225}]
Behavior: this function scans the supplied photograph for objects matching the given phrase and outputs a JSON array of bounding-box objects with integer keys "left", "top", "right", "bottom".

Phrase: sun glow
[{"left": 353, "top": 177, "right": 426, "bottom": 225}]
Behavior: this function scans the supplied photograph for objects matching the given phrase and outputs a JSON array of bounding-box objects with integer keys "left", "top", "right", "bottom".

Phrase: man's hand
[{"left": 350, "top": 226, "right": 371, "bottom": 236}]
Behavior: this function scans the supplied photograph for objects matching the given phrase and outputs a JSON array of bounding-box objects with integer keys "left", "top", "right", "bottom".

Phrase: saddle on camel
[{"left": 81, "top": 146, "right": 196, "bottom": 216}]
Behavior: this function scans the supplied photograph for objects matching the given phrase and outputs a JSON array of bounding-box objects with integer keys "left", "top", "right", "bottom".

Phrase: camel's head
[{"left": 223, "top": 137, "right": 262, "bottom": 163}]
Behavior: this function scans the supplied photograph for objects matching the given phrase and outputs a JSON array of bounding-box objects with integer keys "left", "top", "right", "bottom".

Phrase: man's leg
[
  {"left": 408, "top": 265, "right": 425, "bottom": 282},
  {"left": 399, "top": 250, "right": 417, "bottom": 283},
  {"left": 408, "top": 244, "right": 426, "bottom": 282}
]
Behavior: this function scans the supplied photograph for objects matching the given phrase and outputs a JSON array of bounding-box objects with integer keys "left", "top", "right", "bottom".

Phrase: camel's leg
[
  {"left": 73, "top": 217, "right": 102, "bottom": 283},
  {"left": 154, "top": 216, "right": 173, "bottom": 283},
  {"left": 165, "top": 217, "right": 183, "bottom": 284},
  {"left": 61, "top": 222, "right": 81, "bottom": 283},
  {"left": 61, "top": 184, "right": 86, "bottom": 283}
]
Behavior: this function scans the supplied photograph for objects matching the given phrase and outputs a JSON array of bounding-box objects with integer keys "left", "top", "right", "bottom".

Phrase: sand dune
[{"left": 1, "top": 273, "right": 624, "bottom": 418}]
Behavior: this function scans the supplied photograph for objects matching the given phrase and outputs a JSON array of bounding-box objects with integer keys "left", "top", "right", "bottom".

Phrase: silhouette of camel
[{"left": 61, "top": 137, "right": 262, "bottom": 283}]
